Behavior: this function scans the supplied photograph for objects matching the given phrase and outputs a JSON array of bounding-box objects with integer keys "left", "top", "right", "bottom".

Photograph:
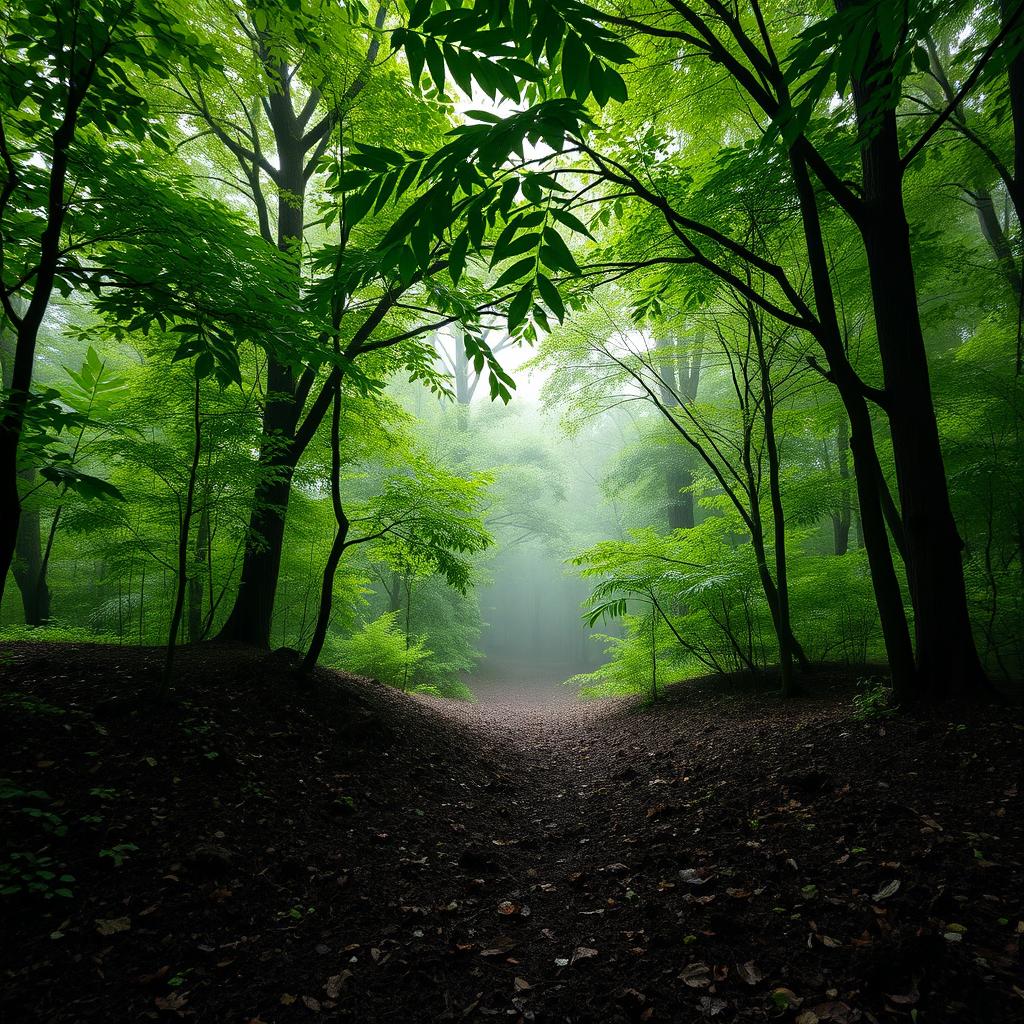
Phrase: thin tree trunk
[
  {"left": 300, "top": 377, "right": 349, "bottom": 676},
  {"left": 751, "top": 307, "right": 803, "bottom": 694},
  {"left": 187, "top": 504, "right": 210, "bottom": 643},
  {"left": 10, "top": 476, "right": 49, "bottom": 624},
  {"left": 162, "top": 373, "right": 202, "bottom": 691}
]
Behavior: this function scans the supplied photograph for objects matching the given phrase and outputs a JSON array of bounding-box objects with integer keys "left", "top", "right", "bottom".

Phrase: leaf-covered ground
[{"left": 0, "top": 643, "right": 1021, "bottom": 1023}]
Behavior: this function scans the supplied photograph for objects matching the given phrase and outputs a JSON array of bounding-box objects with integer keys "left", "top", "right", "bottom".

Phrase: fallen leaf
[
  {"left": 872, "top": 879, "right": 900, "bottom": 901},
  {"left": 679, "top": 962, "right": 711, "bottom": 988},
  {"left": 736, "top": 960, "right": 764, "bottom": 986},
  {"left": 95, "top": 917, "right": 131, "bottom": 936},
  {"left": 772, "top": 987, "right": 803, "bottom": 1009},
  {"left": 324, "top": 972, "right": 352, "bottom": 999},
  {"left": 570, "top": 946, "right": 598, "bottom": 964},
  {"left": 679, "top": 868, "right": 713, "bottom": 886},
  {"left": 698, "top": 996, "right": 728, "bottom": 1016},
  {"left": 302, "top": 996, "right": 321, "bottom": 1011}
]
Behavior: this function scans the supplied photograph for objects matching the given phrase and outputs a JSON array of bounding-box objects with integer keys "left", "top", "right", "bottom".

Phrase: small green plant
[
  {"left": 0, "top": 852, "right": 75, "bottom": 899},
  {"left": 0, "top": 780, "right": 67, "bottom": 836},
  {"left": 852, "top": 675, "right": 894, "bottom": 719},
  {"left": 99, "top": 842, "right": 139, "bottom": 867},
  {"left": 280, "top": 904, "right": 316, "bottom": 922}
]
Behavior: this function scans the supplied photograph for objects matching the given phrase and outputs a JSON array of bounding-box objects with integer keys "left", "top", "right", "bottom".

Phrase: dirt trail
[{"left": 0, "top": 645, "right": 1021, "bottom": 1024}]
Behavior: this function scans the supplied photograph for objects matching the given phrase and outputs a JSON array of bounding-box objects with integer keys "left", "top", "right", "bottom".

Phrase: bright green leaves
[
  {"left": 392, "top": 0, "right": 634, "bottom": 105},
  {"left": 333, "top": 102, "right": 592, "bottom": 339},
  {"left": 362, "top": 459, "right": 493, "bottom": 592},
  {"left": 462, "top": 331, "right": 517, "bottom": 402},
  {"left": 86, "top": 152, "right": 310, "bottom": 385},
  {"left": 62, "top": 347, "right": 129, "bottom": 416},
  {"left": 1, "top": 0, "right": 218, "bottom": 156}
]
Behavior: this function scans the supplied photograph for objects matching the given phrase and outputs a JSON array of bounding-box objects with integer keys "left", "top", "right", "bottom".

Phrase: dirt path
[{"left": 1, "top": 645, "right": 1021, "bottom": 1024}]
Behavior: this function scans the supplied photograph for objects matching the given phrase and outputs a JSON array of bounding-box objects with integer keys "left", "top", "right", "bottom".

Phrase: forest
[{"left": 0, "top": 1, "right": 1022, "bottom": 1022}]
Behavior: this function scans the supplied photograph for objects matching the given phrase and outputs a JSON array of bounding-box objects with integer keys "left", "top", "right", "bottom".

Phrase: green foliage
[
  {"left": 0, "top": 851, "right": 75, "bottom": 900},
  {"left": 852, "top": 676, "right": 895, "bottom": 720},
  {"left": 3, "top": 0, "right": 1024, "bottom": 705},
  {"left": 328, "top": 611, "right": 433, "bottom": 690},
  {"left": 0, "top": 624, "right": 122, "bottom": 645}
]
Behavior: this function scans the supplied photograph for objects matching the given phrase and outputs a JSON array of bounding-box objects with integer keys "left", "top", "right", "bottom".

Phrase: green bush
[{"left": 327, "top": 612, "right": 432, "bottom": 690}]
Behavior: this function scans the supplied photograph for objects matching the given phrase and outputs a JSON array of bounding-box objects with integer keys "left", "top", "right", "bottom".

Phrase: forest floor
[{"left": 0, "top": 643, "right": 1021, "bottom": 1024}]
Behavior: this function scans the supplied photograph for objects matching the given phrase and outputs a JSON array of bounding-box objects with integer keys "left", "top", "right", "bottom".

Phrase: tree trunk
[
  {"left": 216, "top": 460, "right": 296, "bottom": 646},
  {"left": 667, "top": 465, "right": 694, "bottom": 530},
  {"left": 740, "top": 406, "right": 797, "bottom": 696},
  {"left": 850, "top": 90, "right": 986, "bottom": 697},
  {"left": 187, "top": 504, "right": 210, "bottom": 643},
  {"left": 12, "top": 478, "right": 49, "bottom": 625},
  {"left": 975, "top": 188, "right": 1022, "bottom": 299},
  {"left": 752, "top": 309, "right": 803, "bottom": 694},
  {"left": 657, "top": 335, "right": 701, "bottom": 531},
  {"left": 216, "top": 77, "right": 304, "bottom": 647},
  {"left": 789, "top": 151, "right": 917, "bottom": 699},
  {"left": 301, "top": 371, "right": 350, "bottom": 676},
  {"left": 163, "top": 373, "right": 202, "bottom": 690}
]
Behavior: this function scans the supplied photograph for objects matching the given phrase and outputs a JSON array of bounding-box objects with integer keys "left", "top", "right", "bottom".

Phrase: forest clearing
[{"left": 3, "top": 0, "right": 1024, "bottom": 1020}]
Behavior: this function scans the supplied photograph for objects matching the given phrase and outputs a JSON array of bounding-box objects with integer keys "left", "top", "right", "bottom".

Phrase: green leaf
[
  {"left": 561, "top": 32, "right": 589, "bottom": 98},
  {"left": 493, "top": 256, "right": 536, "bottom": 288},
  {"left": 508, "top": 281, "right": 534, "bottom": 330},
  {"left": 539, "top": 226, "right": 580, "bottom": 274},
  {"left": 536, "top": 273, "right": 565, "bottom": 322},
  {"left": 490, "top": 230, "right": 540, "bottom": 267}
]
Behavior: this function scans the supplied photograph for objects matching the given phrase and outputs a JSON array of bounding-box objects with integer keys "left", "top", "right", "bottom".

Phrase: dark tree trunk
[
  {"left": 216, "top": 70, "right": 304, "bottom": 647},
  {"left": 163, "top": 373, "right": 202, "bottom": 690},
  {"left": 2, "top": 328, "right": 49, "bottom": 624},
  {"left": 849, "top": 79, "right": 986, "bottom": 696},
  {"left": 12, "top": 481, "right": 50, "bottom": 624},
  {"left": 789, "top": 151, "right": 917, "bottom": 699},
  {"left": 217, "top": 460, "right": 296, "bottom": 646},
  {"left": 752, "top": 309, "right": 804, "bottom": 694}
]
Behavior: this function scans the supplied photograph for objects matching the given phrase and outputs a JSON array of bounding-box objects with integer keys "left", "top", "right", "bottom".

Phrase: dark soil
[{"left": 0, "top": 643, "right": 1021, "bottom": 1024}]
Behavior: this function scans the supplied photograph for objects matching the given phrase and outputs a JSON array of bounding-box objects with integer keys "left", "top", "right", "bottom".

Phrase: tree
[{"left": 0, "top": 0, "right": 217, "bottom": 608}]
